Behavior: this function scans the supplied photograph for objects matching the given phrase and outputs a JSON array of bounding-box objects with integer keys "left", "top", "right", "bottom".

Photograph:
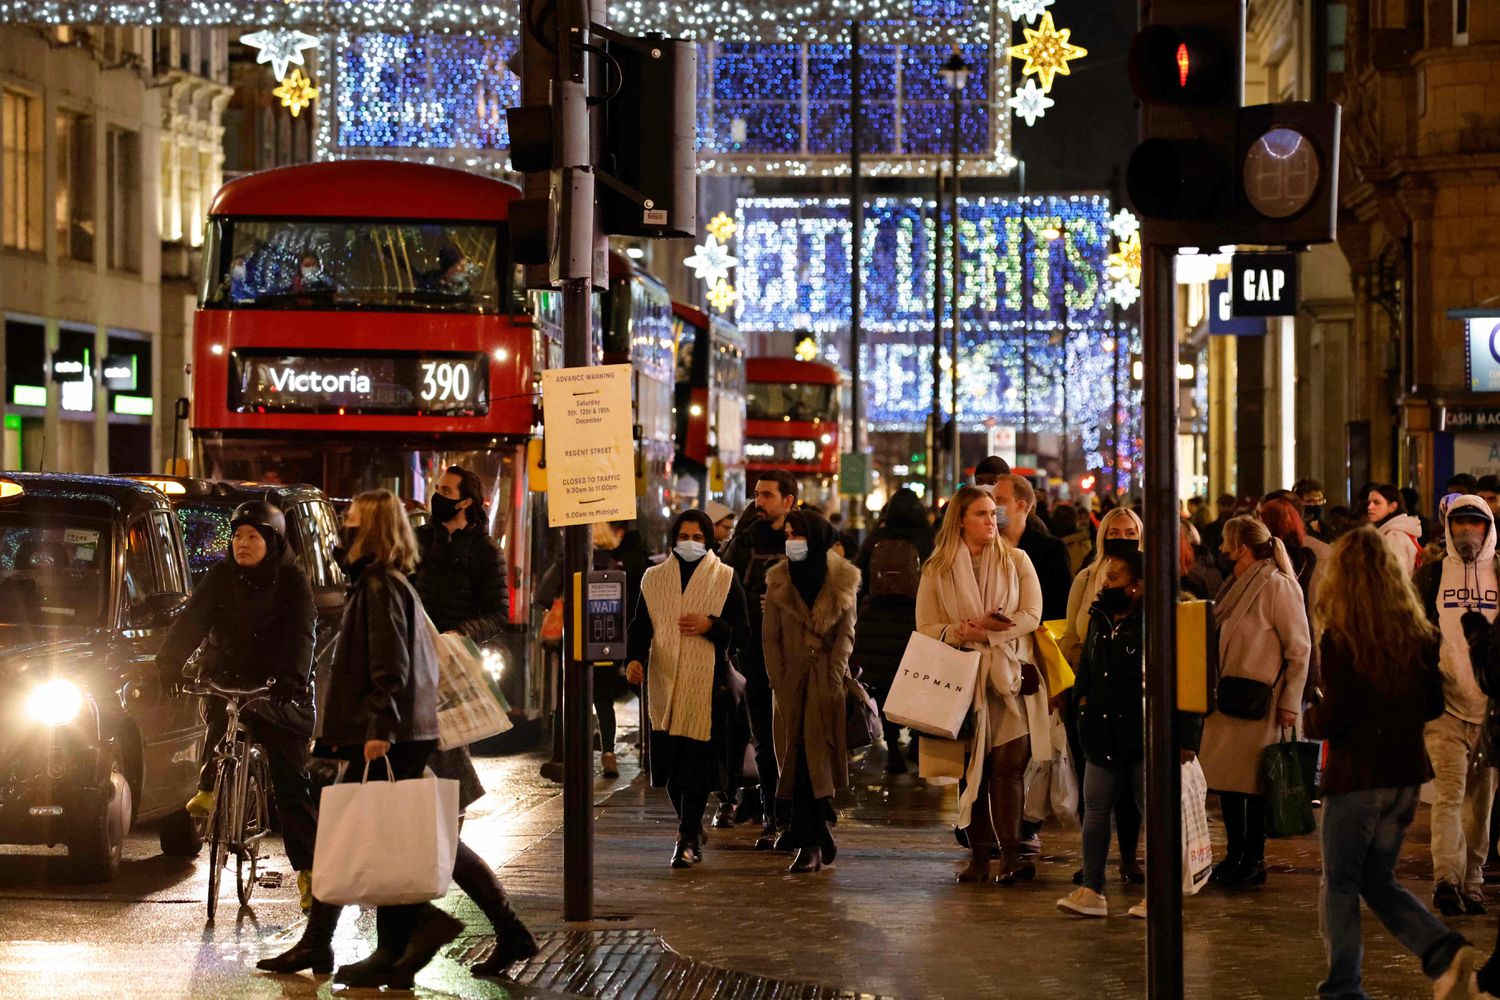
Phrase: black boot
[
  {"left": 334, "top": 906, "right": 408, "bottom": 987},
  {"left": 789, "top": 847, "right": 823, "bottom": 873},
  {"left": 754, "top": 819, "right": 778, "bottom": 851},
  {"left": 385, "top": 905, "right": 464, "bottom": 990},
  {"left": 458, "top": 852, "right": 541, "bottom": 978},
  {"left": 671, "top": 839, "right": 698, "bottom": 869},
  {"left": 257, "top": 900, "right": 339, "bottom": 974}
]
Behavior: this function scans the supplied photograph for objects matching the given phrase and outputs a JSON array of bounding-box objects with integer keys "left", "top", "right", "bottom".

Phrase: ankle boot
[
  {"left": 385, "top": 905, "right": 463, "bottom": 990},
  {"left": 997, "top": 843, "right": 1036, "bottom": 885},
  {"left": 956, "top": 843, "right": 992, "bottom": 883},
  {"left": 335, "top": 906, "right": 410, "bottom": 987},
  {"left": 459, "top": 861, "right": 541, "bottom": 977},
  {"left": 789, "top": 847, "right": 823, "bottom": 873},
  {"left": 257, "top": 900, "right": 339, "bottom": 974}
]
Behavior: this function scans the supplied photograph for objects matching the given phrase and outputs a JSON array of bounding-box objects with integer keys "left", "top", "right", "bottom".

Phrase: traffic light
[
  {"left": 1126, "top": 0, "right": 1341, "bottom": 248},
  {"left": 1125, "top": 0, "right": 1244, "bottom": 247}
]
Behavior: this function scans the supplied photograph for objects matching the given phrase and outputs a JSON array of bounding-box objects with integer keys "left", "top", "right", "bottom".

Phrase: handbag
[
  {"left": 1182, "top": 758, "right": 1213, "bottom": 895},
  {"left": 1036, "top": 623, "right": 1077, "bottom": 696},
  {"left": 312, "top": 762, "right": 461, "bottom": 906},
  {"left": 1261, "top": 729, "right": 1316, "bottom": 838},
  {"left": 424, "top": 613, "right": 513, "bottom": 750},
  {"left": 1215, "top": 660, "right": 1288, "bottom": 721},
  {"left": 844, "top": 672, "right": 882, "bottom": 751},
  {"left": 882, "top": 631, "right": 982, "bottom": 739}
]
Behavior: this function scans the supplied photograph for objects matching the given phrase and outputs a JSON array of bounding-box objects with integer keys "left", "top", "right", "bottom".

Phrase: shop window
[
  {"left": 2, "top": 89, "right": 44, "bottom": 252},
  {"left": 5, "top": 319, "right": 47, "bottom": 409},
  {"left": 56, "top": 110, "right": 96, "bottom": 262},
  {"left": 1455, "top": 0, "right": 1470, "bottom": 45}
]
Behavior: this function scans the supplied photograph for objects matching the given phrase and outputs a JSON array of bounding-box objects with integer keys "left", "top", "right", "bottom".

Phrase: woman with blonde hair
[
  {"left": 259, "top": 490, "right": 454, "bottom": 988},
  {"left": 1305, "top": 527, "right": 1474, "bottom": 999},
  {"left": 917, "top": 485, "right": 1048, "bottom": 884},
  {"left": 1199, "top": 515, "right": 1312, "bottom": 888}
]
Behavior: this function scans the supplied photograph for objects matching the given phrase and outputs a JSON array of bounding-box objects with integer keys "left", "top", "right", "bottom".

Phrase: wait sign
[
  {"left": 540, "top": 364, "right": 636, "bottom": 527},
  {"left": 1231, "top": 253, "right": 1299, "bottom": 318}
]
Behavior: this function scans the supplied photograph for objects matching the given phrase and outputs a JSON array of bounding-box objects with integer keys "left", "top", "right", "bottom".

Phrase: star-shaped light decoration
[
  {"left": 1107, "top": 208, "right": 1141, "bottom": 242},
  {"left": 1105, "top": 278, "right": 1141, "bottom": 310},
  {"left": 1007, "top": 11, "right": 1088, "bottom": 93},
  {"left": 683, "top": 234, "right": 738, "bottom": 286},
  {"left": 706, "top": 212, "right": 738, "bottom": 243},
  {"left": 1007, "top": 78, "right": 1055, "bottom": 127},
  {"left": 1107, "top": 230, "right": 1142, "bottom": 290},
  {"left": 707, "top": 279, "right": 738, "bottom": 313},
  {"left": 1002, "top": 0, "right": 1053, "bottom": 23},
  {"left": 273, "top": 68, "right": 319, "bottom": 118},
  {"left": 240, "top": 28, "right": 320, "bottom": 81}
]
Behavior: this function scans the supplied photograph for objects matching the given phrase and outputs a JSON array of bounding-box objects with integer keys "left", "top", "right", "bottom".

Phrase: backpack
[{"left": 869, "top": 538, "right": 921, "bottom": 599}]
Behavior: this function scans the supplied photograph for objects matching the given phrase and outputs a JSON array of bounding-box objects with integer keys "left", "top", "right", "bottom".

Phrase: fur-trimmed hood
[{"left": 765, "top": 551, "right": 861, "bottom": 636}]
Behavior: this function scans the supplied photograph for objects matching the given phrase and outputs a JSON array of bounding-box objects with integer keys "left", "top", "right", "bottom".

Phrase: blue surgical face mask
[
  {"left": 674, "top": 540, "right": 707, "bottom": 563},
  {"left": 784, "top": 539, "right": 810, "bottom": 562},
  {"left": 992, "top": 504, "right": 1012, "bottom": 531}
]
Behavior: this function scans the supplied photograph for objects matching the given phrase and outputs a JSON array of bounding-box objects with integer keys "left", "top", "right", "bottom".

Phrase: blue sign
[
  {"left": 1467, "top": 316, "right": 1500, "bottom": 393},
  {"left": 1208, "top": 279, "right": 1266, "bottom": 336}
]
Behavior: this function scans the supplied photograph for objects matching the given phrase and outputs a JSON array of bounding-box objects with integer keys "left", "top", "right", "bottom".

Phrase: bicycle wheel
[
  {"left": 205, "top": 761, "right": 232, "bottom": 921},
  {"left": 236, "top": 747, "right": 269, "bottom": 907}
]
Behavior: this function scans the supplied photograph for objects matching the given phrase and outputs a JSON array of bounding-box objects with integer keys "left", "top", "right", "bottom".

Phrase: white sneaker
[
  {"left": 601, "top": 752, "right": 619, "bottom": 778},
  {"left": 1056, "top": 887, "right": 1108, "bottom": 918},
  {"left": 1434, "top": 946, "right": 1479, "bottom": 1000},
  {"left": 1128, "top": 900, "right": 1147, "bottom": 919}
]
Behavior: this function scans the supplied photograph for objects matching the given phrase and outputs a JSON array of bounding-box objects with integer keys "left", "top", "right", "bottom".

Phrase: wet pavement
[{"left": 0, "top": 709, "right": 1480, "bottom": 999}]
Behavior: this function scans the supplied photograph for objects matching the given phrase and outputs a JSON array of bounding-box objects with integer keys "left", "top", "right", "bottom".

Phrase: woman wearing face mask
[
  {"left": 624, "top": 510, "right": 750, "bottom": 868},
  {"left": 762, "top": 509, "right": 861, "bottom": 873},
  {"left": 1198, "top": 515, "right": 1312, "bottom": 888},
  {"left": 1059, "top": 506, "right": 1146, "bottom": 884},
  {"left": 917, "top": 485, "right": 1048, "bottom": 885},
  {"left": 406, "top": 468, "right": 540, "bottom": 978}
]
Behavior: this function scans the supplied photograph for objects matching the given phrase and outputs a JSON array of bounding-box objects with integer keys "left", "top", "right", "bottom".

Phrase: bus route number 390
[{"left": 420, "top": 361, "right": 473, "bottom": 403}]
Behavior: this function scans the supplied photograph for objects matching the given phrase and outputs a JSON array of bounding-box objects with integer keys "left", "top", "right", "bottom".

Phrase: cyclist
[{"left": 156, "top": 500, "right": 318, "bottom": 910}]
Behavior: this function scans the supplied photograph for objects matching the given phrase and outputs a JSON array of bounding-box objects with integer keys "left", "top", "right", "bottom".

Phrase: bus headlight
[
  {"left": 481, "top": 647, "right": 507, "bottom": 683},
  {"left": 26, "top": 679, "right": 84, "bottom": 727}
]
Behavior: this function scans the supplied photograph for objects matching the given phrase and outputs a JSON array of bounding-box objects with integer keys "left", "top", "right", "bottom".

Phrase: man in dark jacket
[
  {"left": 156, "top": 501, "right": 318, "bottom": 904},
  {"left": 994, "top": 474, "right": 1071, "bottom": 621},
  {"left": 719, "top": 469, "right": 798, "bottom": 848}
]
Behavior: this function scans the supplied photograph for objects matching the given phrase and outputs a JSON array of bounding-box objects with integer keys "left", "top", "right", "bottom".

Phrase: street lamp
[{"left": 941, "top": 48, "right": 969, "bottom": 492}]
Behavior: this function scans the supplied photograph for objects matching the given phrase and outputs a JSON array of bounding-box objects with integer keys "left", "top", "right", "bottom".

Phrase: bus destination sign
[{"left": 228, "top": 350, "right": 489, "bottom": 416}]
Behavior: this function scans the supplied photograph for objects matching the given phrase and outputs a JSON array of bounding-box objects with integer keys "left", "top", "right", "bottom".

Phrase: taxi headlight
[
  {"left": 481, "top": 647, "right": 507, "bottom": 683},
  {"left": 26, "top": 679, "right": 84, "bottom": 727}
]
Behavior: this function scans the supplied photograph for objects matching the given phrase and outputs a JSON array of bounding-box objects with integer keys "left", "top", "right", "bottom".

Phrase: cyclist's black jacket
[{"left": 156, "top": 552, "right": 317, "bottom": 736}]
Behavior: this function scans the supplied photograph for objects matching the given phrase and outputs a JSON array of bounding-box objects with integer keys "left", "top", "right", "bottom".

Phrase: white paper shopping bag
[
  {"left": 1182, "top": 758, "right": 1213, "bottom": 895},
  {"left": 312, "top": 765, "right": 460, "bottom": 906},
  {"left": 881, "top": 631, "right": 981, "bottom": 739}
]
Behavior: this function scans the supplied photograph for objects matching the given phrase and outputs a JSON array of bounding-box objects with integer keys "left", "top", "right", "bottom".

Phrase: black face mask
[
  {"left": 1304, "top": 505, "right": 1324, "bottom": 523},
  {"left": 1097, "top": 586, "right": 1134, "bottom": 614},
  {"left": 1102, "top": 537, "right": 1139, "bottom": 558},
  {"left": 431, "top": 493, "right": 463, "bottom": 524}
]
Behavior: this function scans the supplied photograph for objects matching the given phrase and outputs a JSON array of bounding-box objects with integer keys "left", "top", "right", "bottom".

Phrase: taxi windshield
[
  {"left": 199, "top": 218, "right": 503, "bottom": 314},
  {"left": 0, "top": 513, "right": 111, "bottom": 627}
]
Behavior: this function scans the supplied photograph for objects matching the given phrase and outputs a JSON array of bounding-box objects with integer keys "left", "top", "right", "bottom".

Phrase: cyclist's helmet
[{"left": 229, "top": 500, "right": 287, "bottom": 555}]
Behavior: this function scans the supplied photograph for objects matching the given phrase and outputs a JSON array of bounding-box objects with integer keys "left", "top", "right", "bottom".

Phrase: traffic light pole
[{"left": 1142, "top": 241, "right": 1183, "bottom": 999}]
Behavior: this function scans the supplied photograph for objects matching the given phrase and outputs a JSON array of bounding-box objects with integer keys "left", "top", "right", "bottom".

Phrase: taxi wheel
[
  {"left": 67, "top": 746, "right": 132, "bottom": 883},
  {"left": 158, "top": 804, "right": 203, "bottom": 859}
]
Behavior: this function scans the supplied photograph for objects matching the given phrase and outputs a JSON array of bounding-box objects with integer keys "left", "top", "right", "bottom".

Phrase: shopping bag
[
  {"left": 918, "top": 736, "right": 966, "bottom": 781},
  {"left": 844, "top": 672, "right": 882, "bottom": 750},
  {"left": 1049, "top": 719, "right": 1079, "bottom": 825},
  {"left": 426, "top": 614, "right": 513, "bottom": 750},
  {"left": 882, "top": 631, "right": 982, "bottom": 739},
  {"left": 1022, "top": 755, "right": 1053, "bottom": 824},
  {"left": 1036, "top": 623, "right": 1077, "bottom": 696},
  {"left": 1261, "top": 731, "right": 1316, "bottom": 838},
  {"left": 312, "top": 764, "right": 461, "bottom": 906},
  {"left": 1181, "top": 758, "right": 1213, "bottom": 895}
]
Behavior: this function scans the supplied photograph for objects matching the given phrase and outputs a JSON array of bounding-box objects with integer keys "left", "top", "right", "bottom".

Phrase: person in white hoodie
[
  {"left": 1366, "top": 483, "right": 1424, "bottom": 576},
  {"left": 1415, "top": 494, "right": 1499, "bottom": 917}
]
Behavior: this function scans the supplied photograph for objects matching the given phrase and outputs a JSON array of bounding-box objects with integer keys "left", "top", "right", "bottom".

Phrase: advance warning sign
[{"left": 541, "top": 364, "right": 636, "bottom": 527}]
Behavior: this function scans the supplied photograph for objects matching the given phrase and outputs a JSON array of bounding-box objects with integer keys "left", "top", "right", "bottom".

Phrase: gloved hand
[
  {"left": 1462, "top": 611, "right": 1489, "bottom": 642},
  {"left": 1019, "top": 662, "right": 1042, "bottom": 697}
]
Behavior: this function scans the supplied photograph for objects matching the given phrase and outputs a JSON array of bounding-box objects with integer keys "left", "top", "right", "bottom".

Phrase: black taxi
[{"left": 0, "top": 473, "right": 206, "bottom": 881}]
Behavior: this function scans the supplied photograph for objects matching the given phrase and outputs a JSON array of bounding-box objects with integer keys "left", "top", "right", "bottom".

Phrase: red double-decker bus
[
  {"left": 744, "top": 356, "right": 841, "bottom": 510},
  {"left": 190, "top": 160, "right": 558, "bottom": 722},
  {"left": 671, "top": 302, "right": 746, "bottom": 511}
]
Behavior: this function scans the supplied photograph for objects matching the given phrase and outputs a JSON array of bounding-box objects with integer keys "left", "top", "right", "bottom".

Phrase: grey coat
[
  {"left": 1198, "top": 560, "right": 1312, "bottom": 794},
  {"left": 763, "top": 552, "right": 861, "bottom": 801}
]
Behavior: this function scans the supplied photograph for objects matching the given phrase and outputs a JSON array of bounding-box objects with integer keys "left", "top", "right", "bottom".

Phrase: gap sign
[{"left": 1231, "top": 253, "right": 1299, "bottom": 317}]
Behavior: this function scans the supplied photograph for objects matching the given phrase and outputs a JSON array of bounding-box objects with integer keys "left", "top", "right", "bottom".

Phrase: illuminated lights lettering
[
  {"left": 791, "top": 440, "right": 818, "bottom": 461},
  {"left": 744, "top": 443, "right": 776, "bottom": 458},
  {"left": 268, "top": 367, "right": 372, "bottom": 395}
]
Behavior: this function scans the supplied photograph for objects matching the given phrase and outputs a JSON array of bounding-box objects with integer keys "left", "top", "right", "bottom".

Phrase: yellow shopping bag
[{"left": 1036, "top": 621, "right": 1076, "bottom": 696}]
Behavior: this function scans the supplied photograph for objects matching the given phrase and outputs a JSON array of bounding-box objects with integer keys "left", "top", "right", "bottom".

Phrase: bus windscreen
[{"left": 201, "top": 219, "right": 503, "bottom": 313}]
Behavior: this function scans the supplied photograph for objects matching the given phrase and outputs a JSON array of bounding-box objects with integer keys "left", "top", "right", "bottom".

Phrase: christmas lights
[
  {"left": 1006, "top": 10, "right": 1086, "bottom": 93},
  {"left": 706, "top": 212, "right": 738, "bottom": 243},
  {"left": 240, "top": 27, "right": 320, "bottom": 80},
  {"left": 684, "top": 235, "right": 739, "bottom": 286},
  {"left": 1007, "top": 78, "right": 1052, "bottom": 127},
  {"left": 274, "top": 68, "right": 319, "bottom": 117},
  {"left": 1000, "top": 0, "right": 1052, "bottom": 23},
  {"left": 707, "top": 279, "right": 738, "bottom": 313}
]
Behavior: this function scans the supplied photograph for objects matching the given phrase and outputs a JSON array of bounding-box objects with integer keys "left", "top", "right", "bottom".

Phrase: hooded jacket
[
  {"left": 1417, "top": 495, "right": 1498, "bottom": 724},
  {"left": 1377, "top": 511, "right": 1425, "bottom": 577}
]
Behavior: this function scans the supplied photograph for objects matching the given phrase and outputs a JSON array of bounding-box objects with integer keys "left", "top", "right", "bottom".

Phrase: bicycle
[{"left": 185, "top": 679, "right": 276, "bottom": 921}]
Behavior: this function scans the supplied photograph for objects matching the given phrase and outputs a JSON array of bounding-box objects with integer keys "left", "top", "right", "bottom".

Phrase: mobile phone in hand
[{"left": 988, "top": 609, "right": 1015, "bottom": 626}]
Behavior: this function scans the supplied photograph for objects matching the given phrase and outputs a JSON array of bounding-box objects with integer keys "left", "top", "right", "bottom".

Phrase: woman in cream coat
[
  {"left": 916, "top": 485, "right": 1049, "bottom": 884},
  {"left": 1198, "top": 515, "right": 1311, "bottom": 888}
]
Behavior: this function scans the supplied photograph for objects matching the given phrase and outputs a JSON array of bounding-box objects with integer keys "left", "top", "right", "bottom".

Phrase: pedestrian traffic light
[
  {"left": 1234, "top": 100, "right": 1341, "bottom": 246},
  {"left": 1125, "top": 0, "right": 1244, "bottom": 247}
]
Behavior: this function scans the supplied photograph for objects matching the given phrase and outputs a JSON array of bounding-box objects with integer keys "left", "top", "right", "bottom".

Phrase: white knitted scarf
[{"left": 640, "top": 552, "right": 734, "bottom": 741}]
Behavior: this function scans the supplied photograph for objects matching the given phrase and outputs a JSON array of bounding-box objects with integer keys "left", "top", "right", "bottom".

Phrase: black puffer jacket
[
  {"left": 157, "top": 553, "right": 316, "bottom": 736},
  {"left": 850, "top": 593, "right": 917, "bottom": 697},
  {"left": 413, "top": 523, "right": 509, "bottom": 642},
  {"left": 320, "top": 558, "right": 439, "bottom": 747}
]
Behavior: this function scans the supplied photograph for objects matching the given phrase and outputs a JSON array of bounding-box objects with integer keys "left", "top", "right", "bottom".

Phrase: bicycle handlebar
[{"left": 184, "top": 679, "right": 281, "bottom": 703}]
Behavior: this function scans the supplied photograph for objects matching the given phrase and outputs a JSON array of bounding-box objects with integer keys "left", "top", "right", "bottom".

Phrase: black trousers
[
  {"left": 593, "top": 665, "right": 619, "bottom": 753},
  {"left": 199, "top": 706, "right": 317, "bottom": 872},
  {"left": 785, "top": 754, "right": 834, "bottom": 849},
  {"left": 1220, "top": 791, "right": 1267, "bottom": 863},
  {"left": 667, "top": 786, "right": 710, "bottom": 840},
  {"left": 744, "top": 671, "right": 783, "bottom": 823}
]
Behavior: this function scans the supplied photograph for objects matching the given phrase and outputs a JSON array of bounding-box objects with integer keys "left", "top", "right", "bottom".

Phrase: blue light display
[{"left": 734, "top": 195, "right": 1142, "bottom": 482}]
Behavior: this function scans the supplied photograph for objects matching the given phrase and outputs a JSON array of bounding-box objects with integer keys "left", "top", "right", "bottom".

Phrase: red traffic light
[
  {"left": 1129, "top": 25, "right": 1234, "bottom": 106},
  {"left": 1176, "top": 43, "right": 1190, "bottom": 88}
]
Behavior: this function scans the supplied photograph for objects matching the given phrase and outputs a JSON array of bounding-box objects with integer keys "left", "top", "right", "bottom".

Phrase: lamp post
[{"left": 940, "top": 48, "right": 969, "bottom": 490}]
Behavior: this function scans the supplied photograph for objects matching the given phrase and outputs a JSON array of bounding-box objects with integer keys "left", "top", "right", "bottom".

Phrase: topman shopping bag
[
  {"left": 1261, "top": 731, "right": 1316, "bottom": 839},
  {"left": 1182, "top": 757, "right": 1213, "bottom": 895},
  {"left": 312, "top": 763, "right": 461, "bottom": 906},
  {"left": 881, "top": 631, "right": 982, "bottom": 739},
  {"left": 425, "top": 614, "right": 513, "bottom": 750}
]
